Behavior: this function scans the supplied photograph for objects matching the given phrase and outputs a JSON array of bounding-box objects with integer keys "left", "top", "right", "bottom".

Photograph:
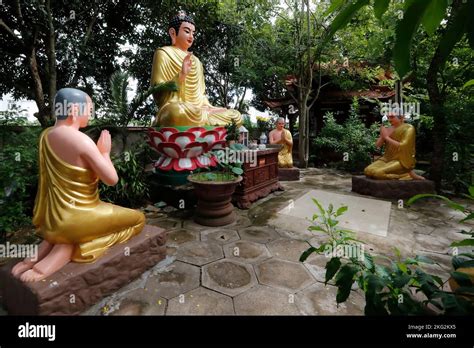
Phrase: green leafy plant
[
  {"left": 225, "top": 119, "right": 239, "bottom": 142},
  {"left": 300, "top": 195, "right": 474, "bottom": 315},
  {"left": 312, "top": 98, "right": 378, "bottom": 172},
  {"left": 99, "top": 142, "right": 150, "bottom": 207},
  {"left": 0, "top": 127, "right": 41, "bottom": 242},
  {"left": 189, "top": 143, "right": 244, "bottom": 182}
]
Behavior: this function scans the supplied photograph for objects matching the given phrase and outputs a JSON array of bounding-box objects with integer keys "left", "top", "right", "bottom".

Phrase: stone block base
[
  {"left": 278, "top": 167, "right": 300, "bottom": 181},
  {"left": 352, "top": 175, "right": 436, "bottom": 199},
  {"left": 0, "top": 225, "right": 167, "bottom": 315}
]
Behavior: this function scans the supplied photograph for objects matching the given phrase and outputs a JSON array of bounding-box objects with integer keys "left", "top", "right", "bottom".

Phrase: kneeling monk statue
[
  {"left": 12, "top": 88, "right": 145, "bottom": 282},
  {"left": 364, "top": 113, "right": 425, "bottom": 180},
  {"left": 151, "top": 11, "right": 242, "bottom": 127}
]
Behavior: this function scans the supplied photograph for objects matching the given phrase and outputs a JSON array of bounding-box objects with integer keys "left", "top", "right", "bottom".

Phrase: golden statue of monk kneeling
[
  {"left": 269, "top": 117, "right": 293, "bottom": 168},
  {"left": 11, "top": 88, "right": 145, "bottom": 282},
  {"left": 364, "top": 113, "right": 425, "bottom": 180},
  {"left": 151, "top": 11, "right": 242, "bottom": 127}
]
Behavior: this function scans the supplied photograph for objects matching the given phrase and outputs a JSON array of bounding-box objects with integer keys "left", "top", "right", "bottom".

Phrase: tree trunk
[{"left": 298, "top": 103, "right": 309, "bottom": 168}]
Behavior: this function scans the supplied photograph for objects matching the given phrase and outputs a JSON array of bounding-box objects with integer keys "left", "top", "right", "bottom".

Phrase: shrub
[
  {"left": 0, "top": 127, "right": 41, "bottom": 242},
  {"left": 99, "top": 141, "right": 150, "bottom": 208},
  {"left": 312, "top": 98, "right": 378, "bottom": 172}
]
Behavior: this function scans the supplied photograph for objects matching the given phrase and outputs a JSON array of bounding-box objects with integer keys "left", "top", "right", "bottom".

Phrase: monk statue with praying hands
[
  {"left": 269, "top": 117, "right": 294, "bottom": 168},
  {"left": 150, "top": 11, "right": 242, "bottom": 127},
  {"left": 364, "top": 112, "right": 425, "bottom": 180},
  {"left": 11, "top": 88, "right": 145, "bottom": 282}
]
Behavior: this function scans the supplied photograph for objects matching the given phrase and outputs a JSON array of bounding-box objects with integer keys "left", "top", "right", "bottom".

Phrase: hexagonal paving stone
[
  {"left": 255, "top": 258, "right": 315, "bottom": 292},
  {"left": 202, "top": 259, "right": 257, "bottom": 297},
  {"left": 144, "top": 261, "right": 200, "bottom": 300},
  {"left": 223, "top": 240, "right": 271, "bottom": 264},
  {"left": 275, "top": 227, "right": 314, "bottom": 241},
  {"left": 167, "top": 228, "right": 200, "bottom": 246},
  {"left": 201, "top": 228, "right": 240, "bottom": 245},
  {"left": 295, "top": 283, "right": 364, "bottom": 315},
  {"left": 166, "top": 287, "right": 234, "bottom": 315},
  {"left": 238, "top": 226, "right": 279, "bottom": 244},
  {"left": 110, "top": 288, "right": 167, "bottom": 316},
  {"left": 182, "top": 219, "right": 209, "bottom": 231},
  {"left": 302, "top": 253, "right": 328, "bottom": 283},
  {"left": 267, "top": 238, "right": 311, "bottom": 262},
  {"left": 176, "top": 241, "right": 224, "bottom": 266},
  {"left": 234, "top": 285, "right": 300, "bottom": 315},
  {"left": 147, "top": 218, "right": 180, "bottom": 230}
]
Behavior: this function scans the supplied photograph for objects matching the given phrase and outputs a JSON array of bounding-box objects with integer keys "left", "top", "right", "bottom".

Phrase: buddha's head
[
  {"left": 54, "top": 88, "right": 94, "bottom": 128},
  {"left": 276, "top": 117, "right": 285, "bottom": 131},
  {"left": 387, "top": 112, "right": 404, "bottom": 127},
  {"left": 168, "top": 11, "right": 196, "bottom": 51}
]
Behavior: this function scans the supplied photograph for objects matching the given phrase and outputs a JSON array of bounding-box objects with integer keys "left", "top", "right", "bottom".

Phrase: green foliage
[
  {"left": 99, "top": 142, "right": 150, "bottom": 208},
  {"left": 0, "top": 127, "right": 41, "bottom": 242},
  {"left": 190, "top": 143, "right": 244, "bottom": 182},
  {"left": 312, "top": 98, "right": 378, "bottom": 172},
  {"left": 300, "top": 195, "right": 474, "bottom": 315},
  {"left": 98, "top": 70, "right": 178, "bottom": 127},
  {"left": 225, "top": 119, "right": 239, "bottom": 142}
]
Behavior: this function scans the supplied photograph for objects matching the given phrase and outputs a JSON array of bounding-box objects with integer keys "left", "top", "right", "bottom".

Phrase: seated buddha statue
[
  {"left": 11, "top": 88, "right": 145, "bottom": 282},
  {"left": 269, "top": 117, "right": 293, "bottom": 168},
  {"left": 364, "top": 113, "right": 425, "bottom": 180},
  {"left": 150, "top": 11, "right": 242, "bottom": 127}
]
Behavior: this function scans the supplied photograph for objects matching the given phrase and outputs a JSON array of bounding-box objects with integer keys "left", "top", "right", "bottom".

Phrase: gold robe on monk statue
[
  {"left": 276, "top": 129, "right": 293, "bottom": 168},
  {"left": 364, "top": 123, "right": 416, "bottom": 180},
  {"left": 33, "top": 129, "right": 145, "bottom": 262},
  {"left": 151, "top": 46, "right": 242, "bottom": 127}
]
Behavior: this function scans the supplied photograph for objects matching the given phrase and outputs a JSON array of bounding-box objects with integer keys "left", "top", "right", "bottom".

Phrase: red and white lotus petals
[
  {"left": 214, "top": 127, "right": 227, "bottom": 141},
  {"left": 148, "top": 127, "right": 227, "bottom": 172}
]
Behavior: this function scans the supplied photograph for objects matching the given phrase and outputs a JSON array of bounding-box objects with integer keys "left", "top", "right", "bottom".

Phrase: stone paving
[{"left": 2, "top": 168, "right": 472, "bottom": 316}]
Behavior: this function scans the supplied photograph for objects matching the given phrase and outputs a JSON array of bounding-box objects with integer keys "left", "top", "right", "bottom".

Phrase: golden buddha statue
[
  {"left": 269, "top": 117, "right": 293, "bottom": 168},
  {"left": 364, "top": 113, "right": 425, "bottom": 180},
  {"left": 151, "top": 11, "right": 242, "bottom": 127},
  {"left": 11, "top": 88, "right": 145, "bottom": 282}
]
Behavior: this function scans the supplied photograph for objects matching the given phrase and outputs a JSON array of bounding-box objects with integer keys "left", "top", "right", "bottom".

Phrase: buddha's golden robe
[
  {"left": 151, "top": 46, "right": 242, "bottom": 127},
  {"left": 32, "top": 128, "right": 145, "bottom": 262},
  {"left": 276, "top": 129, "right": 293, "bottom": 168},
  {"left": 364, "top": 123, "right": 416, "bottom": 180}
]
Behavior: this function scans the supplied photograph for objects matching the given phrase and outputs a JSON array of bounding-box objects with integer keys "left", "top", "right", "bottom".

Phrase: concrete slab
[
  {"left": 223, "top": 240, "right": 271, "bottom": 264},
  {"left": 166, "top": 287, "right": 234, "bottom": 315},
  {"left": 238, "top": 226, "right": 280, "bottom": 244},
  {"left": 295, "top": 283, "right": 365, "bottom": 315},
  {"left": 202, "top": 259, "right": 257, "bottom": 297},
  {"left": 201, "top": 228, "right": 240, "bottom": 245},
  {"left": 274, "top": 189, "right": 392, "bottom": 237},
  {"left": 267, "top": 238, "right": 312, "bottom": 262},
  {"left": 144, "top": 261, "right": 200, "bottom": 300},
  {"left": 255, "top": 258, "right": 315, "bottom": 292},
  {"left": 167, "top": 228, "right": 199, "bottom": 246},
  {"left": 176, "top": 241, "right": 224, "bottom": 266},
  {"left": 234, "top": 285, "right": 300, "bottom": 315},
  {"left": 109, "top": 288, "right": 167, "bottom": 316}
]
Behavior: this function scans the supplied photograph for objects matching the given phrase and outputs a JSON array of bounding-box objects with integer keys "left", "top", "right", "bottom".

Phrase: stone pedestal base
[
  {"left": 278, "top": 167, "right": 300, "bottom": 181},
  {"left": 0, "top": 225, "right": 167, "bottom": 315},
  {"left": 352, "top": 175, "right": 436, "bottom": 199}
]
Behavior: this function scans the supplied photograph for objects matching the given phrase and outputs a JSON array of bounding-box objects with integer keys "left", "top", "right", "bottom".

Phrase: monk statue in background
[
  {"left": 269, "top": 117, "right": 293, "bottom": 168},
  {"left": 151, "top": 11, "right": 242, "bottom": 127},
  {"left": 11, "top": 88, "right": 145, "bottom": 282},
  {"left": 364, "top": 113, "right": 425, "bottom": 180}
]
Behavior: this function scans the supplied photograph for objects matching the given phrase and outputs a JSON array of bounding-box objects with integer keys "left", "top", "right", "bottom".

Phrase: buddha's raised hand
[{"left": 181, "top": 52, "right": 193, "bottom": 78}]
